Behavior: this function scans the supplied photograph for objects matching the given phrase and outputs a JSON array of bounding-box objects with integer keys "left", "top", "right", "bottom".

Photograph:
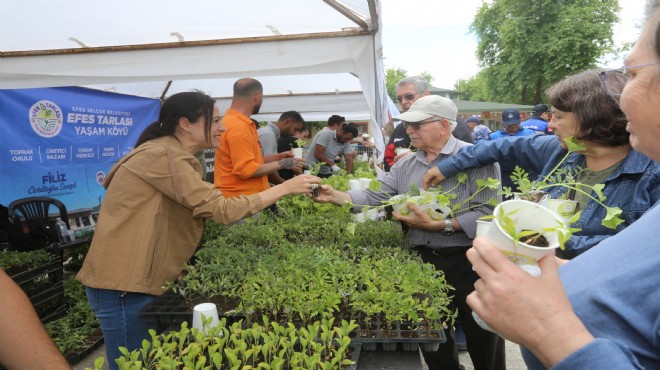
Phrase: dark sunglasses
[
  {"left": 402, "top": 119, "right": 442, "bottom": 130},
  {"left": 396, "top": 93, "right": 417, "bottom": 103}
]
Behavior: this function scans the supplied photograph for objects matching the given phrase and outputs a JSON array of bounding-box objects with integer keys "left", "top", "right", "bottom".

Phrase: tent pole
[
  {"left": 0, "top": 31, "right": 369, "bottom": 57},
  {"left": 323, "top": 0, "right": 370, "bottom": 31},
  {"left": 160, "top": 81, "right": 172, "bottom": 102}
]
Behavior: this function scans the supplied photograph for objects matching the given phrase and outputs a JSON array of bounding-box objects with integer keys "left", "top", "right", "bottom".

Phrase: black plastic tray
[
  {"left": 65, "top": 329, "right": 105, "bottom": 365},
  {"left": 141, "top": 291, "right": 445, "bottom": 354},
  {"left": 9, "top": 258, "right": 66, "bottom": 323},
  {"left": 139, "top": 291, "right": 244, "bottom": 327},
  {"left": 139, "top": 290, "right": 193, "bottom": 326},
  {"left": 352, "top": 321, "right": 446, "bottom": 352},
  {"left": 9, "top": 257, "right": 62, "bottom": 286}
]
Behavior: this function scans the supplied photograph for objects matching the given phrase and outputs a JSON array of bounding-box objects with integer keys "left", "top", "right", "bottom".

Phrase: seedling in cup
[
  {"left": 290, "top": 139, "right": 306, "bottom": 158},
  {"left": 478, "top": 200, "right": 581, "bottom": 266}
]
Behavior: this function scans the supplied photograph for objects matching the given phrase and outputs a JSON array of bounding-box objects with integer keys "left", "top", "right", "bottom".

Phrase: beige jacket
[{"left": 78, "top": 136, "right": 262, "bottom": 295}]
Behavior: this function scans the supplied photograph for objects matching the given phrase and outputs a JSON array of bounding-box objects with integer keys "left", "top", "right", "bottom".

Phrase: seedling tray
[
  {"left": 31, "top": 280, "right": 67, "bottom": 323},
  {"left": 9, "top": 257, "right": 66, "bottom": 323},
  {"left": 351, "top": 321, "right": 445, "bottom": 352},
  {"left": 139, "top": 290, "right": 193, "bottom": 326},
  {"left": 65, "top": 329, "right": 105, "bottom": 365},
  {"left": 139, "top": 290, "right": 244, "bottom": 327},
  {"left": 9, "top": 256, "right": 62, "bottom": 286}
]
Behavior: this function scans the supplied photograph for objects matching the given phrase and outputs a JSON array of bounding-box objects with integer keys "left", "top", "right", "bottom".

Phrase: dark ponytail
[{"left": 135, "top": 91, "right": 215, "bottom": 147}]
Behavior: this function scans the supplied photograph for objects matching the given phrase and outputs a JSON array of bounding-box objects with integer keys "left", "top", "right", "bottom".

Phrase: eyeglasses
[
  {"left": 599, "top": 62, "right": 660, "bottom": 97},
  {"left": 396, "top": 93, "right": 418, "bottom": 103},
  {"left": 403, "top": 119, "right": 442, "bottom": 131}
]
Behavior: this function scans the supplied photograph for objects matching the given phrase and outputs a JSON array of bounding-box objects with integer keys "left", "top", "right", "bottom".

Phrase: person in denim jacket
[{"left": 422, "top": 69, "right": 660, "bottom": 259}]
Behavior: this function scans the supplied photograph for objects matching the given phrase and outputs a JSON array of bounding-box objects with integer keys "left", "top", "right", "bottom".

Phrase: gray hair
[
  {"left": 649, "top": 0, "right": 660, "bottom": 58},
  {"left": 429, "top": 115, "right": 458, "bottom": 132},
  {"left": 647, "top": 0, "right": 660, "bottom": 16},
  {"left": 395, "top": 75, "right": 429, "bottom": 94}
]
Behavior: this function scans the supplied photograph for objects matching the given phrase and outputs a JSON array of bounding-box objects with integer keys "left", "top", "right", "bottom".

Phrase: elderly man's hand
[
  {"left": 466, "top": 238, "right": 594, "bottom": 367},
  {"left": 393, "top": 203, "right": 443, "bottom": 231},
  {"left": 422, "top": 167, "right": 446, "bottom": 189}
]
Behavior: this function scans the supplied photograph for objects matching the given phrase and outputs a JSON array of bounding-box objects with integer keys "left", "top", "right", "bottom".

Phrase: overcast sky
[{"left": 380, "top": 0, "right": 648, "bottom": 89}]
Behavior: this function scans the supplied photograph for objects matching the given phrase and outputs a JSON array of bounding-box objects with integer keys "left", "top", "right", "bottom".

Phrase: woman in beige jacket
[{"left": 77, "top": 91, "right": 320, "bottom": 369}]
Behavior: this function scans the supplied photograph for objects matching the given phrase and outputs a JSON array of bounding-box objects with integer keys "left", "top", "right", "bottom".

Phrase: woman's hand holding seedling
[
  {"left": 466, "top": 238, "right": 594, "bottom": 368},
  {"left": 422, "top": 167, "right": 447, "bottom": 190}
]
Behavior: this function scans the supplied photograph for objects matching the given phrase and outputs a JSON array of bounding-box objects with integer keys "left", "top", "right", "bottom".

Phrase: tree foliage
[
  {"left": 454, "top": 72, "right": 490, "bottom": 102},
  {"left": 470, "top": 0, "right": 619, "bottom": 104},
  {"left": 385, "top": 68, "right": 435, "bottom": 101},
  {"left": 385, "top": 68, "right": 407, "bottom": 101}
]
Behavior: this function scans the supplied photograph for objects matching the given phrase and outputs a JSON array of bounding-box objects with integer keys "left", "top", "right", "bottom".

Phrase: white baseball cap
[{"left": 393, "top": 95, "right": 457, "bottom": 123}]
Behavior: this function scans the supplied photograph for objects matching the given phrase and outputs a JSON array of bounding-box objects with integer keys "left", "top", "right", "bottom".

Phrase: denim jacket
[{"left": 438, "top": 135, "right": 660, "bottom": 258}]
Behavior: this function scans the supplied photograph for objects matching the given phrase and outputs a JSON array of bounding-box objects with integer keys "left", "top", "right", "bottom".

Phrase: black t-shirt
[{"left": 277, "top": 136, "right": 300, "bottom": 180}]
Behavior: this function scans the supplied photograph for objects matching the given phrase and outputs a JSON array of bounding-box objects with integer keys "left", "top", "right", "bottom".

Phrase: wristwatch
[{"left": 442, "top": 218, "right": 455, "bottom": 235}]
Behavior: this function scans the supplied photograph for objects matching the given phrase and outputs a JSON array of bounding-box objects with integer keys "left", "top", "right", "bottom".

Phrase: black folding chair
[{"left": 8, "top": 197, "right": 70, "bottom": 251}]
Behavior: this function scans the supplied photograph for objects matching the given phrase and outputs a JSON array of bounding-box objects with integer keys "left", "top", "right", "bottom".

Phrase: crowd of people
[{"left": 2, "top": 1, "right": 660, "bottom": 369}]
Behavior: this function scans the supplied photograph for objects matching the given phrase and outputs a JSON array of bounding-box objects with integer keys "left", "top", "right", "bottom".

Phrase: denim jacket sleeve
[
  {"left": 437, "top": 135, "right": 561, "bottom": 178},
  {"left": 560, "top": 151, "right": 660, "bottom": 258}
]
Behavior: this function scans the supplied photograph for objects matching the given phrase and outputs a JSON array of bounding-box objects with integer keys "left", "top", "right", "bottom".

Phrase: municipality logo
[
  {"left": 29, "top": 100, "right": 64, "bottom": 138},
  {"left": 95, "top": 170, "right": 106, "bottom": 185}
]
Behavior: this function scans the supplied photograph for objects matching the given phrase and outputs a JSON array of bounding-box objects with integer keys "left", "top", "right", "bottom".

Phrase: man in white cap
[{"left": 313, "top": 95, "right": 504, "bottom": 370}]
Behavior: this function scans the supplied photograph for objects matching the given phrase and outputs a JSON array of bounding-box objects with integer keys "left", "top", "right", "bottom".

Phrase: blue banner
[{"left": 0, "top": 86, "right": 160, "bottom": 213}]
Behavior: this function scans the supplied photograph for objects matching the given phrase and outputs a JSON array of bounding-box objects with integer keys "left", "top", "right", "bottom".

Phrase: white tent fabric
[{"left": 0, "top": 0, "right": 387, "bottom": 152}]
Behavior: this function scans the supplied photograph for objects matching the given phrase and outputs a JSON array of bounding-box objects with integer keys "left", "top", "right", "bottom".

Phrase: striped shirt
[{"left": 348, "top": 136, "right": 501, "bottom": 249}]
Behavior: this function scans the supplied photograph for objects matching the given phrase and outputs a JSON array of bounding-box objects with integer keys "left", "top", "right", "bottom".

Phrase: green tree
[
  {"left": 420, "top": 70, "right": 434, "bottom": 86},
  {"left": 385, "top": 68, "right": 435, "bottom": 101},
  {"left": 471, "top": 0, "right": 619, "bottom": 104},
  {"left": 385, "top": 68, "right": 407, "bottom": 101},
  {"left": 454, "top": 73, "right": 490, "bottom": 102}
]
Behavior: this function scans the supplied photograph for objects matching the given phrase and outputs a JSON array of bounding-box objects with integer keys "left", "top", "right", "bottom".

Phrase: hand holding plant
[
  {"left": 500, "top": 137, "right": 624, "bottom": 229},
  {"left": 393, "top": 203, "right": 445, "bottom": 231}
]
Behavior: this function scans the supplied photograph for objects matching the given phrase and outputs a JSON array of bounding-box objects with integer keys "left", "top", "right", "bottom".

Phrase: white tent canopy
[{"left": 0, "top": 0, "right": 387, "bottom": 149}]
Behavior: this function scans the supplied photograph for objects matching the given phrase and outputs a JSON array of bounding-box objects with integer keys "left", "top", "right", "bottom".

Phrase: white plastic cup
[
  {"left": 348, "top": 179, "right": 361, "bottom": 191},
  {"left": 475, "top": 219, "right": 491, "bottom": 237},
  {"left": 291, "top": 147, "right": 303, "bottom": 159},
  {"left": 395, "top": 148, "right": 411, "bottom": 156},
  {"left": 359, "top": 178, "right": 371, "bottom": 190},
  {"left": 485, "top": 200, "right": 564, "bottom": 265},
  {"left": 192, "top": 303, "right": 219, "bottom": 332}
]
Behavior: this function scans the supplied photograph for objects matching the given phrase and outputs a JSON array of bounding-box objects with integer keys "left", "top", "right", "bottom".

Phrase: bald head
[
  {"left": 233, "top": 78, "right": 263, "bottom": 98},
  {"left": 231, "top": 78, "right": 264, "bottom": 115}
]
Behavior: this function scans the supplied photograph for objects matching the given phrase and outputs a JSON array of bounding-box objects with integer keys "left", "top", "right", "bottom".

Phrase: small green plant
[
  {"left": 294, "top": 138, "right": 307, "bottom": 148},
  {"left": 89, "top": 318, "right": 358, "bottom": 370},
  {"left": 0, "top": 249, "right": 52, "bottom": 271},
  {"left": 359, "top": 173, "right": 500, "bottom": 219},
  {"left": 481, "top": 207, "right": 581, "bottom": 250},
  {"left": 167, "top": 211, "right": 452, "bottom": 336},
  {"left": 500, "top": 137, "right": 624, "bottom": 229}
]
